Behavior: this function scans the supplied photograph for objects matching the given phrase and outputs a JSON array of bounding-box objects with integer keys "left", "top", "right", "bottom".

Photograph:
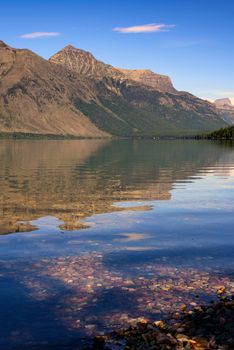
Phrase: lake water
[{"left": 0, "top": 139, "right": 234, "bottom": 349}]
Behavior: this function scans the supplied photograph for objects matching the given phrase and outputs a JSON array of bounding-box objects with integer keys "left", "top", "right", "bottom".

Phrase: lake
[{"left": 0, "top": 139, "right": 234, "bottom": 349}]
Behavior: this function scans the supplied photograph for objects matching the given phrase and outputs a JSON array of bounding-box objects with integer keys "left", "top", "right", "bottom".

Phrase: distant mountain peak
[
  {"left": 215, "top": 98, "right": 233, "bottom": 107},
  {"left": 63, "top": 44, "right": 76, "bottom": 50},
  {"left": 61, "top": 45, "right": 93, "bottom": 56}
]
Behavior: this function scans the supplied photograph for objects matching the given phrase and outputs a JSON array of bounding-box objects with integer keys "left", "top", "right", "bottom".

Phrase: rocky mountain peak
[
  {"left": 49, "top": 44, "right": 110, "bottom": 77},
  {"left": 116, "top": 68, "right": 177, "bottom": 93},
  {"left": 60, "top": 45, "right": 94, "bottom": 57},
  {"left": 215, "top": 98, "right": 233, "bottom": 108},
  {"left": 214, "top": 99, "right": 234, "bottom": 124},
  {"left": 50, "top": 45, "right": 178, "bottom": 93},
  {"left": 49, "top": 45, "right": 121, "bottom": 78},
  {"left": 63, "top": 44, "right": 76, "bottom": 50}
]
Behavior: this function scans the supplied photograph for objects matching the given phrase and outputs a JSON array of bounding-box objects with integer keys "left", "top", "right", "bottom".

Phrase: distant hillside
[
  {"left": 213, "top": 98, "right": 234, "bottom": 125},
  {"left": 0, "top": 41, "right": 108, "bottom": 137},
  {"left": 0, "top": 40, "right": 228, "bottom": 137},
  {"left": 197, "top": 126, "right": 234, "bottom": 140}
]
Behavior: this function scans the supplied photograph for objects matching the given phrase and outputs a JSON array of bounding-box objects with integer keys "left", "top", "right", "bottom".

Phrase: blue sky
[{"left": 1, "top": 0, "right": 233, "bottom": 102}]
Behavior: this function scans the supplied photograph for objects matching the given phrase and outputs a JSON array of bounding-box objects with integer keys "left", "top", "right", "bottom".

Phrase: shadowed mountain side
[
  {"left": 0, "top": 139, "right": 233, "bottom": 234},
  {"left": 221, "top": 110, "right": 234, "bottom": 125},
  {"left": 50, "top": 45, "right": 227, "bottom": 136},
  {"left": 0, "top": 41, "right": 109, "bottom": 137},
  {"left": 50, "top": 46, "right": 176, "bottom": 93},
  {"left": 0, "top": 41, "right": 227, "bottom": 137}
]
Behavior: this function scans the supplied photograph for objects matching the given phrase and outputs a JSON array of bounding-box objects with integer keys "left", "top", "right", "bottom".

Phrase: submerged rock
[{"left": 83, "top": 295, "right": 234, "bottom": 350}]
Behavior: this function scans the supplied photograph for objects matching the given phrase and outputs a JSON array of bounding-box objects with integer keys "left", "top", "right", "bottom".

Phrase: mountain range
[{"left": 0, "top": 40, "right": 229, "bottom": 137}]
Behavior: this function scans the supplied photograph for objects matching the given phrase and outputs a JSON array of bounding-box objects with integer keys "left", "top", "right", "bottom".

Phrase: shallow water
[{"left": 0, "top": 139, "right": 234, "bottom": 349}]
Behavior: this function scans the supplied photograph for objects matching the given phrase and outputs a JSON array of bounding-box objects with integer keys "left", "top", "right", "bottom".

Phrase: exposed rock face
[
  {"left": 117, "top": 68, "right": 177, "bottom": 93},
  {"left": 50, "top": 45, "right": 226, "bottom": 135},
  {"left": 0, "top": 41, "right": 228, "bottom": 136},
  {"left": 50, "top": 45, "right": 123, "bottom": 79},
  {"left": 214, "top": 99, "right": 234, "bottom": 125},
  {"left": 50, "top": 47, "right": 177, "bottom": 94},
  {"left": 215, "top": 98, "right": 233, "bottom": 108},
  {"left": 0, "top": 42, "right": 108, "bottom": 137}
]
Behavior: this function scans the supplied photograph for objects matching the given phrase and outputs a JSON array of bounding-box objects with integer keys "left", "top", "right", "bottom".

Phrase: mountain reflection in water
[{"left": 0, "top": 139, "right": 233, "bottom": 234}]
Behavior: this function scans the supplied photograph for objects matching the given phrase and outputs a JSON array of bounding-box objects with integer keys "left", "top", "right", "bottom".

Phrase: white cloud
[
  {"left": 20, "top": 32, "right": 61, "bottom": 39},
  {"left": 113, "top": 23, "right": 175, "bottom": 34}
]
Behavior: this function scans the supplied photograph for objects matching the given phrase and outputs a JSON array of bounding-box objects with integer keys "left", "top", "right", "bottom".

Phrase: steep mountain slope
[
  {"left": 0, "top": 41, "right": 227, "bottom": 137},
  {"left": 50, "top": 45, "right": 227, "bottom": 136},
  {"left": 50, "top": 46, "right": 176, "bottom": 93},
  {"left": 50, "top": 45, "right": 123, "bottom": 80},
  {"left": 0, "top": 41, "right": 108, "bottom": 137},
  {"left": 215, "top": 98, "right": 234, "bottom": 109},
  {"left": 117, "top": 68, "right": 177, "bottom": 93},
  {"left": 214, "top": 98, "right": 234, "bottom": 125}
]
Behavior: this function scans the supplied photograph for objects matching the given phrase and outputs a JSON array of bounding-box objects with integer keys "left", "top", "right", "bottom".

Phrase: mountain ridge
[
  {"left": 215, "top": 98, "right": 233, "bottom": 109},
  {"left": 0, "top": 40, "right": 228, "bottom": 137},
  {"left": 50, "top": 45, "right": 178, "bottom": 94},
  {"left": 116, "top": 68, "right": 177, "bottom": 94}
]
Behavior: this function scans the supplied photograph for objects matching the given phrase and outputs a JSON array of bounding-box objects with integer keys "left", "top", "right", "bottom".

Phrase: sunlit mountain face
[{"left": 0, "top": 41, "right": 227, "bottom": 138}]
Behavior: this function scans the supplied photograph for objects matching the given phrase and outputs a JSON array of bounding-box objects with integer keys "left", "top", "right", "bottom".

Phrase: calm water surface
[{"left": 0, "top": 139, "right": 234, "bottom": 349}]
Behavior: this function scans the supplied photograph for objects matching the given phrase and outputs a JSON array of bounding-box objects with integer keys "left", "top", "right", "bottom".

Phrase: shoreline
[
  {"left": 0, "top": 131, "right": 229, "bottom": 140},
  {"left": 83, "top": 293, "right": 234, "bottom": 350}
]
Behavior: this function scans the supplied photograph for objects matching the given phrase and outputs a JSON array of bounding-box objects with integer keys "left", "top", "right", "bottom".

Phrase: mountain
[
  {"left": 214, "top": 98, "right": 234, "bottom": 109},
  {"left": 50, "top": 46, "right": 177, "bottom": 93},
  {"left": 116, "top": 68, "right": 177, "bottom": 93},
  {"left": 214, "top": 98, "right": 234, "bottom": 125},
  {"left": 49, "top": 45, "right": 123, "bottom": 79},
  {"left": 0, "top": 41, "right": 108, "bottom": 137},
  {"left": 0, "top": 40, "right": 227, "bottom": 137},
  {"left": 50, "top": 45, "right": 227, "bottom": 136}
]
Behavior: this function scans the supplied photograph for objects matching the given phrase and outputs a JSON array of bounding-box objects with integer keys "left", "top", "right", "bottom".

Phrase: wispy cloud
[
  {"left": 20, "top": 32, "right": 61, "bottom": 39},
  {"left": 113, "top": 23, "right": 175, "bottom": 34}
]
